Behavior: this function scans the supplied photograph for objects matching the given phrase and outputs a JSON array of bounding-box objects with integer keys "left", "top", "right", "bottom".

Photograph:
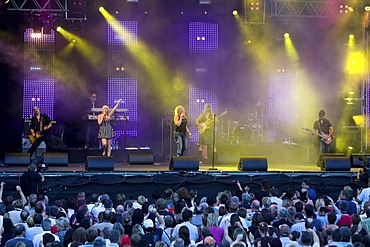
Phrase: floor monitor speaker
[
  {"left": 169, "top": 156, "right": 199, "bottom": 171},
  {"left": 5, "top": 153, "right": 30, "bottom": 166},
  {"left": 238, "top": 156, "right": 268, "bottom": 171},
  {"left": 86, "top": 156, "right": 114, "bottom": 171},
  {"left": 128, "top": 151, "right": 154, "bottom": 165},
  {"left": 43, "top": 153, "right": 68, "bottom": 166},
  {"left": 322, "top": 156, "right": 351, "bottom": 171}
]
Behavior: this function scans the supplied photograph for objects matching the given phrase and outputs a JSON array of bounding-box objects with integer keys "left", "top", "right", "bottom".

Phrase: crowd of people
[{"left": 1, "top": 176, "right": 370, "bottom": 247}]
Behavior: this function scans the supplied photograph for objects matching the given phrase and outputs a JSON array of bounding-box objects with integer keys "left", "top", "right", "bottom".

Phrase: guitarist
[
  {"left": 196, "top": 104, "right": 217, "bottom": 163},
  {"left": 28, "top": 106, "right": 54, "bottom": 161},
  {"left": 312, "top": 109, "right": 334, "bottom": 155}
]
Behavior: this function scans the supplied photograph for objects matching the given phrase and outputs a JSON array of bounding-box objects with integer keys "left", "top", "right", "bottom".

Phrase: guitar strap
[
  {"left": 318, "top": 119, "right": 324, "bottom": 133},
  {"left": 39, "top": 115, "right": 43, "bottom": 134}
]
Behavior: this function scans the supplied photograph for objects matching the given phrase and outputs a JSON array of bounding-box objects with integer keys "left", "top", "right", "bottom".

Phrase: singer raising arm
[{"left": 97, "top": 99, "right": 122, "bottom": 156}]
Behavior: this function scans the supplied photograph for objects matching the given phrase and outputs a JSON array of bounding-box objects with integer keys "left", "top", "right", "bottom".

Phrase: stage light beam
[{"left": 284, "top": 33, "right": 298, "bottom": 62}]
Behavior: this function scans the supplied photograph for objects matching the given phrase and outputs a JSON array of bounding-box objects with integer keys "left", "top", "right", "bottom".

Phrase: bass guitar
[
  {"left": 198, "top": 110, "right": 228, "bottom": 134},
  {"left": 29, "top": 121, "right": 56, "bottom": 144},
  {"left": 302, "top": 127, "right": 332, "bottom": 145}
]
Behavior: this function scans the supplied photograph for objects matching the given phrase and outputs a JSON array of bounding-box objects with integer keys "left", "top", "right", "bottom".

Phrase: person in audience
[
  {"left": 278, "top": 224, "right": 298, "bottom": 247},
  {"left": 171, "top": 209, "right": 198, "bottom": 242},
  {"left": 25, "top": 214, "right": 44, "bottom": 241},
  {"left": 54, "top": 218, "right": 69, "bottom": 245},
  {"left": 4, "top": 224, "right": 33, "bottom": 247},
  {"left": 336, "top": 188, "right": 357, "bottom": 215},
  {"left": 32, "top": 219, "right": 60, "bottom": 247},
  {"left": 92, "top": 237, "right": 106, "bottom": 247},
  {"left": 301, "top": 178, "right": 317, "bottom": 203},
  {"left": 254, "top": 179, "right": 270, "bottom": 204},
  {"left": 272, "top": 207, "right": 292, "bottom": 229},
  {"left": 91, "top": 209, "right": 114, "bottom": 232},
  {"left": 357, "top": 178, "right": 370, "bottom": 211}
]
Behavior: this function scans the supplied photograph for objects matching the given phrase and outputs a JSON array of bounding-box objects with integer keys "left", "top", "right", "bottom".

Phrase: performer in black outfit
[
  {"left": 19, "top": 163, "right": 45, "bottom": 197},
  {"left": 312, "top": 109, "right": 334, "bottom": 155},
  {"left": 173, "top": 105, "right": 192, "bottom": 156},
  {"left": 28, "top": 106, "right": 54, "bottom": 160},
  {"left": 84, "top": 93, "right": 99, "bottom": 149}
]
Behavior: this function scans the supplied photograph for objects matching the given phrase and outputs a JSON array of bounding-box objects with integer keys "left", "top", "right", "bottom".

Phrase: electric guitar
[
  {"left": 29, "top": 121, "right": 56, "bottom": 144},
  {"left": 198, "top": 110, "right": 228, "bottom": 134},
  {"left": 302, "top": 127, "right": 332, "bottom": 145}
]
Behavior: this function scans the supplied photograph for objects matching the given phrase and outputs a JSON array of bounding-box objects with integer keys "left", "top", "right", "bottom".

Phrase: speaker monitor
[
  {"left": 169, "top": 156, "right": 199, "bottom": 171},
  {"left": 43, "top": 153, "right": 68, "bottom": 166},
  {"left": 86, "top": 156, "right": 114, "bottom": 171},
  {"left": 5, "top": 153, "right": 30, "bottom": 166},
  {"left": 238, "top": 156, "right": 268, "bottom": 171},
  {"left": 350, "top": 154, "right": 370, "bottom": 168},
  {"left": 128, "top": 151, "right": 154, "bottom": 165},
  {"left": 322, "top": 156, "right": 351, "bottom": 171}
]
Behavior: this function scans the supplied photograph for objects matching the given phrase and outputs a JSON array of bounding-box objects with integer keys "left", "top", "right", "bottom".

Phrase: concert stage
[{"left": 0, "top": 142, "right": 362, "bottom": 204}]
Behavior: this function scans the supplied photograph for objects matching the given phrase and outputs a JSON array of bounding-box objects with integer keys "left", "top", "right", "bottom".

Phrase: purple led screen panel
[
  {"left": 188, "top": 22, "right": 219, "bottom": 142},
  {"left": 268, "top": 73, "right": 298, "bottom": 124},
  {"left": 24, "top": 28, "right": 55, "bottom": 45},
  {"left": 189, "top": 22, "right": 219, "bottom": 52},
  {"left": 23, "top": 28, "right": 55, "bottom": 120},
  {"left": 107, "top": 78, "right": 138, "bottom": 137},
  {"left": 23, "top": 80, "right": 55, "bottom": 120},
  {"left": 107, "top": 20, "right": 138, "bottom": 46}
]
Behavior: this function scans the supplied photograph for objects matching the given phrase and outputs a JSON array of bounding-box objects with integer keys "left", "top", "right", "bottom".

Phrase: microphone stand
[{"left": 209, "top": 114, "right": 217, "bottom": 170}]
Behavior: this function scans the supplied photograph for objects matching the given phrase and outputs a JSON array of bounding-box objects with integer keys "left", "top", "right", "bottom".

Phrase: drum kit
[{"left": 230, "top": 113, "right": 264, "bottom": 144}]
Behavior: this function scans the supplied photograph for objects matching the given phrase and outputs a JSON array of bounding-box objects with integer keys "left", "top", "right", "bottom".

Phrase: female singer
[
  {"left": 174, "top": 105, "right": 192, "bottom": 156},
  {"left": 98, "top": 99, "right": 122, "bottom": 156}
]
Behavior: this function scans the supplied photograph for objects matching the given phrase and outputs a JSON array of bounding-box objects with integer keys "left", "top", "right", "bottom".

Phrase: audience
[{"left": 0, "top": 177, "right": 369, "bottom": 247}]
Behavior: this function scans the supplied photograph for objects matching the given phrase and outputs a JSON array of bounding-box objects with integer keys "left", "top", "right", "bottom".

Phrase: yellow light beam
[
  {"left": 284, "top": 34, "right": 299, "bottom": 62},
  {"left": 57, "top": 26, "right": 103, "bottom": 67},
  {"left": 100, "top": 8, "right": 189, "bottom": 109}
]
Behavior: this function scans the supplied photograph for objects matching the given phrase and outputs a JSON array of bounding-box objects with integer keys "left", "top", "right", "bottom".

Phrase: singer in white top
[{"left": 97, "top": 99, "right": 122, "bottom": 156}]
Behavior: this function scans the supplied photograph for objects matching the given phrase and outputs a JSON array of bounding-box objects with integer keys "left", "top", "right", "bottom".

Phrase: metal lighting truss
[
  {"left": 7, "top": 0, "right": 67, "bottom": 13},
  {"left": 270, "top": 0, "right": 338, "bottom": 18}
]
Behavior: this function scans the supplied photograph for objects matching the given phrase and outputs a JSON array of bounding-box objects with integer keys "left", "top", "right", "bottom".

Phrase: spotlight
[
  {"left": 365, "top": 6, "right": 370, "bottom": 11},
  {"left": 99, "top": 6, "right": 104, "bottom": 12},
  {"left": 339, "top": 4, "right": 350, "bottom": 14},
  {"left": 232, "top": 10, "right": 238, "bottom": 16},
  {"left": 284, "top": 33, "right": 289, "bottom": 38},
  {"left": 349, "top": 34, "right": 354, "bottom": 39},
  {"left": 56, "top": 26, "right": 62, "bottom": 32}
]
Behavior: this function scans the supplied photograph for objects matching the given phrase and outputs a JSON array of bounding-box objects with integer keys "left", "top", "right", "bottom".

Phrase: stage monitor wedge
[
  {"left": 5, "top": 153, "right": 30, "bottom": 166},
  {"left": 350, "top": 154, "right": 370, "bottom": 168},
  {"left": 169, "top": 156, "right": 199, "bottom": 171},
  {"left": 238, "top": 156, "right": 268, "bottom": 171},
  {"left": 86, "top": 156, "right": 114, "bottom": 171},
  {"left": 43, "top": 152, "right": 68, "bottom": 166},
  {"left": 321, "top": 156, "right": 351, "bottom": 171},
  {"left": 128, "top": 151, "right": 154, "bottom": 165}
]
